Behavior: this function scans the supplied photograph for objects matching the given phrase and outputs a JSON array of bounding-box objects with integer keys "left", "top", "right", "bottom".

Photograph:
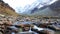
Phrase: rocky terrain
[{"left": 0, "top": 0, "right": 19, "bottom": 16}]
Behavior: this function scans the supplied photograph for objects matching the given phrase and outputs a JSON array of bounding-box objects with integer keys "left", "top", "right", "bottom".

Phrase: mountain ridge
[{"left": 0, "top": 0, "right": 19, "bottom": 16}]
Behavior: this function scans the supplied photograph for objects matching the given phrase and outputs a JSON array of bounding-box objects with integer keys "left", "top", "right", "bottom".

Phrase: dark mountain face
[
  {"left": 48, "top": 0, "right": 60, "bottom": 16},
  {"left": 31, "top": 8, "right": 38, "bottom": 13},
  {"left": 49, "top": 0, "right": 60, "bottom": 11}
]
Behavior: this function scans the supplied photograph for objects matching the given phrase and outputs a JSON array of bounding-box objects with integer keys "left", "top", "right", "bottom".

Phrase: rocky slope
[{"left": 0, "top": 0, "right": 19, "bottom": 16}]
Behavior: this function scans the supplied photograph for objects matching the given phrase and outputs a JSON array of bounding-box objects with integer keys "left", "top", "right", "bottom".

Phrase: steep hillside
[{"left": 0, "top": 0, "right": 19, "bottom": 16}]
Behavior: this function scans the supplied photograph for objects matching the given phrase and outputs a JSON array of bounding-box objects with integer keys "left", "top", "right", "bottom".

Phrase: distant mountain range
[
  {"left": 32, "top": 0, "right": 60, "bottom": 16},
  {"left": 14, "top": 0, "right": 58, "bottom": 16},
  {"left": 0, "top": 0, "right": 60, "bottom": 16}
]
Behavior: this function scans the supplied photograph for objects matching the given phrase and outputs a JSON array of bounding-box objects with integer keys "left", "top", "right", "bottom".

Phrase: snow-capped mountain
[{"left": 3, "top": 0, "right": 58, "bottom": 15}]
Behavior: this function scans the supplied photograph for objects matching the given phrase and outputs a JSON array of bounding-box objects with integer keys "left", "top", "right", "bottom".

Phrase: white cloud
[{"left": 3, "top": 0, "right": 36, "bottom": 9}]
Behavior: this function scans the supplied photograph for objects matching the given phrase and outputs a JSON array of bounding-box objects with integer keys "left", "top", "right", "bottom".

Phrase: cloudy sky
[
  {"left": 3, "top": 0, "right": 36, "bottom": 9},
  {"left": 3, "top": 0, "right": 57, "bottom": 14}
]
